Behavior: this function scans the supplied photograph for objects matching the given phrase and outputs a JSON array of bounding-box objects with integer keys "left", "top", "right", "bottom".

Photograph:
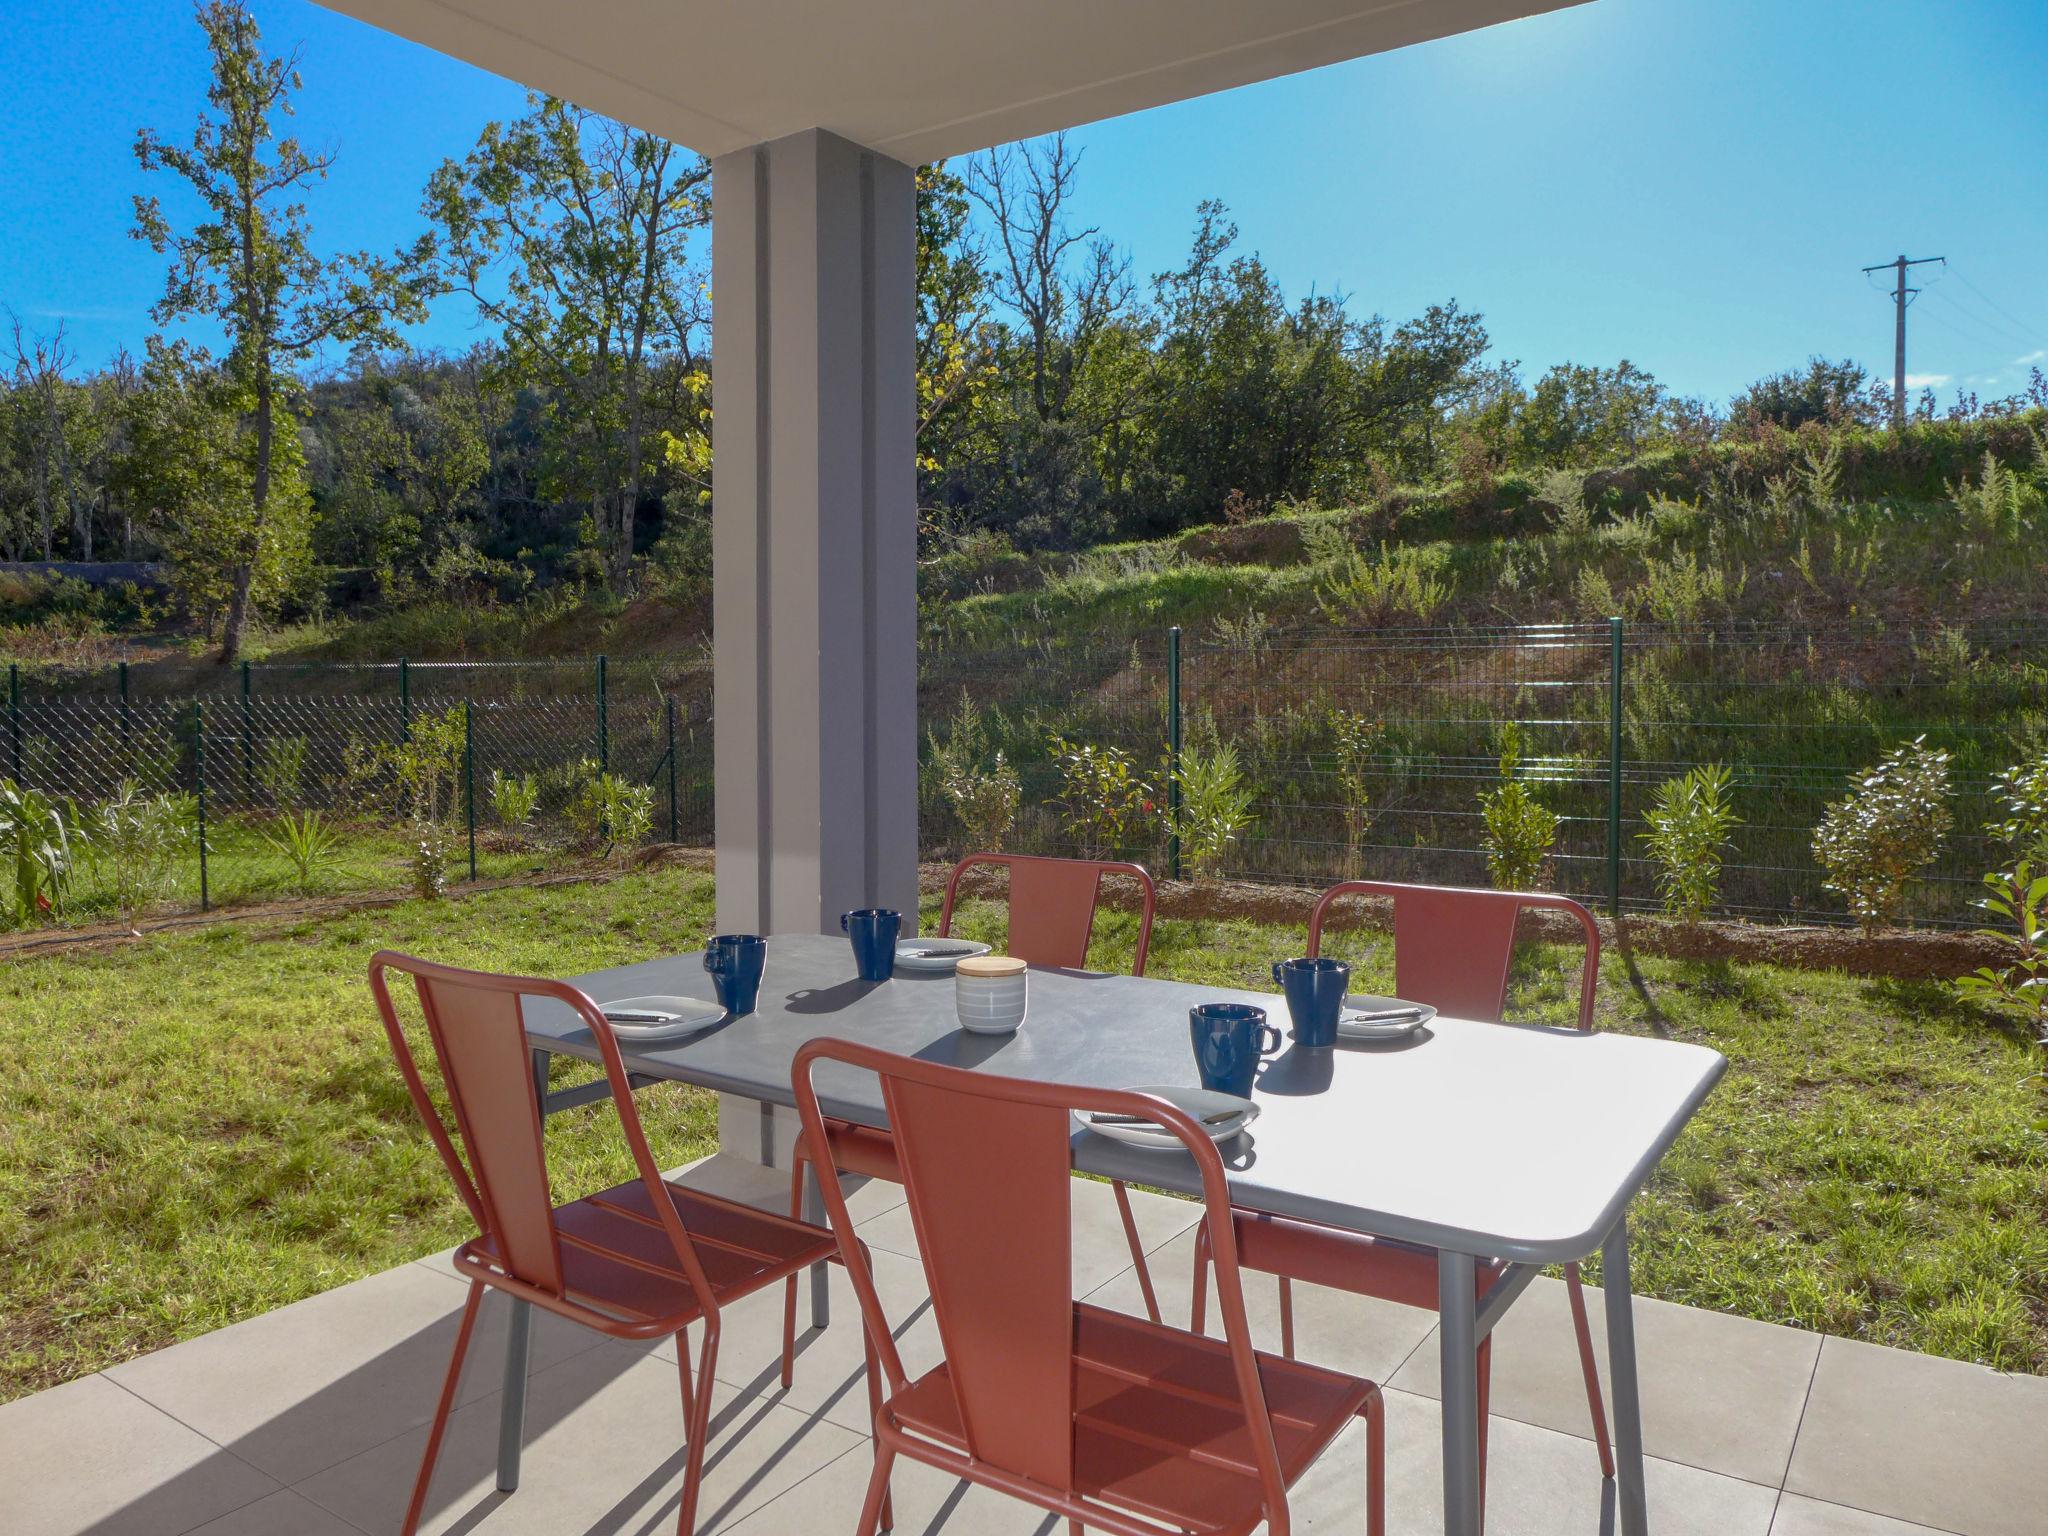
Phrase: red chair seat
[
  {"left": 887, "top": 1302, "right": 1373, "bottom": 1536},
  {"left": 456, "top": 1177, "right": 839, "bottom": 1339}
]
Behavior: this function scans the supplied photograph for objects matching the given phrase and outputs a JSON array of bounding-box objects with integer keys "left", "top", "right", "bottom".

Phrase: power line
[
  {"left": 1860, "top": 253, "right": 1944, "bottom": 428},
  {"left": 1945, "top": 264, "right": 2048, "bottom": 347},
  {"left": 1918, "top": 287, "right": 2029, "bottom": 354}
]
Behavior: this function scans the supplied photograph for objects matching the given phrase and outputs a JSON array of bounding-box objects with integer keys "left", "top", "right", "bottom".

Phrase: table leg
[
  {"left": 1438, "top": 1249, "right": 1482, "bottom": 1536},
  {"left": 1603, "top": 1216, "right": 1649, "bottom": 1536},
  {"left": 803, "top": 1161, "right": 830, "bottom": 1329}
]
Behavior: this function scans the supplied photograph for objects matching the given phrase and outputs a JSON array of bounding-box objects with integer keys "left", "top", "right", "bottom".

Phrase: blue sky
[{"left": 3, "top": 0, "right": 2045, "bottom": 407}]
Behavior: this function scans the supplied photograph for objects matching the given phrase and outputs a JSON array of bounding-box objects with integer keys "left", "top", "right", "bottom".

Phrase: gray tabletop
[{"left": 528, "top": 933, "right": 1725, "bottom": 1265}]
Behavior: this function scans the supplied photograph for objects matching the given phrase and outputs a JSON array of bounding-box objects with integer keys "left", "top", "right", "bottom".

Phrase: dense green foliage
[{"left": 8, "top": 4, "right": 2048, "bottom": 666}]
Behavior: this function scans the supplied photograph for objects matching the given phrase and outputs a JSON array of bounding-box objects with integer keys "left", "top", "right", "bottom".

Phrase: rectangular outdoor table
[{"left": 512, "top": 932, "right": 1724, "bottom": 1536}]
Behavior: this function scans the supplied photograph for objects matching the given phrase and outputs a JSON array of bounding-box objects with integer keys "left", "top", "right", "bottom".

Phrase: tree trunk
[{"left": 220, "top": 362, "right": 274, "bottom": 665}]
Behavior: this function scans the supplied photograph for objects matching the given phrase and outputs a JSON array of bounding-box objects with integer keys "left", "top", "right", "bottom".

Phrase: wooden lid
[{"left": 956, "top": 954, "right": 1028, "bottom": 979}]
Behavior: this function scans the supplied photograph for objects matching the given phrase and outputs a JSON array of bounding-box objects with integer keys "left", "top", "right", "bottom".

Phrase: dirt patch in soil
[
  {"left": 0, "top": 847, "right": 2003, "bottom": 980},
  {"left": 920, "top": 861, "right": 2014, "bottom": 981}
]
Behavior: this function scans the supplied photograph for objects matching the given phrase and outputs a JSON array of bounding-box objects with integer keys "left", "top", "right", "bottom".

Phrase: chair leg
[
  {"left": 1189, "top": 1221, "right": 1210, "bottom": 1333},
  {"left": 781, "top": 1153, "right": 809, "bottom": 1390},
  {"left": 1362, "top": 1389, "right": 1386, "bottom": 1536},
  {"left": 1278, "top": 1275, "right": 1296, "bottom": 1359},
  {"left": 1110, "top": 1180, "right": 1161, "bottom": 1324},
  {"left": 675, "top": 1326, "right": 721, "bottom": 1536},
  {"left": 856, "top": 1442, "right": 898, "bottom": 1536},
  {"left": 1565, "top": 1261, "right": 1616, "bottom": 1478},
  {"left": 859, "top": 1322, "right": 893, "bottom": 1532},
  {"left": 403, "top": 1279, "right": 484, "bottom": 1536}
]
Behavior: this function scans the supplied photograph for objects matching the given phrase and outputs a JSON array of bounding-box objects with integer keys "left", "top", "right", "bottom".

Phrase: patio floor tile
[
  {"left": 0, "top": 1374, "right": 279, "bottom": 1536},
  {"left": 1082, "top": 1226, "right": 1444, "bottom": 1387},
  {"left": 1292, "top": 1388, "right": 1781, "bottom": 1536},
  {"left": 294, "top": 1340, "right": 862, "bottom": 1535},
  {"left": 721, "top": 1443, "right": 1066, "bottom": 1535},
  {"left": 850, "top": 1175, "right": 1202, "bottom": 1295},
  {"left": 1784, "top": 1335, "right": 2048, "bottom": 1536},
  {"left": 683, "top": 1243, "right": 943, "bottom": 1435},
  {"left": 181, "top": 1488, "right": 366, "bottom": 1535},
  {"left": 1390, "top": 1273, "right": 1820, "bottom": 1487},
  {"left": 1770, "top": 1492, "right": 1965, "bottom": 1536},
  {"left": 107, "top": 1260, "right": 603, "bottom": 1486}
]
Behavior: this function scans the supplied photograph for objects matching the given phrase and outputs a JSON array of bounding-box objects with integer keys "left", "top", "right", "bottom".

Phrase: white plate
[
  {"left": 1076, "top": 1084, "right": 1258, "bottom": 1150},
  {"left": 596, "top": 995, "right": 727, "bottom": 1042},
  {"left": 1337, "top": 994, "right": 1436, "bottom": 1043},
  {"left": 893, "top": 938, "right": 993, "bottom": 973}
]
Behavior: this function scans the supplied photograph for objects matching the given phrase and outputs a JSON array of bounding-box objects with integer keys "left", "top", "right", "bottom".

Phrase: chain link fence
[{"left": 7, "top": 616, "right": 2042, "bottom": 930}]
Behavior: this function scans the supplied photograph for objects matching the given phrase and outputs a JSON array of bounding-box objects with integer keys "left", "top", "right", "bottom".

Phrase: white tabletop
[{"left": 529, "top": 933, "right": 1725, "bottom": 1265}]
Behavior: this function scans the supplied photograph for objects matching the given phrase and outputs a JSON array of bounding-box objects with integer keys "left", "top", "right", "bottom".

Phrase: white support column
[{"left": 710, "top": 128, "right": 918, "bottom": 941}]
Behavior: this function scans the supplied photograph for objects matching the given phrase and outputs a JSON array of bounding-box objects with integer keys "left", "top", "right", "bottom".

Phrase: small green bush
[
  {"left": 1047, "top": 735, "right": 1154, "bottom": 861},
  {"left": 1812, "top": 736, "right": 1953, "bottom": 931},
  {"left": 1953, "top": 865, "right": 2048, "bottom": 1043},
  {"left": 261, "top": 809, "right": 342, "bottom": 897},
  {"left": 567, "top": 764, "right": 654, "bottom": 857},
  {"left": 1639, "top": 764, "right": 1740, "bottom": 922},
  {"left": 1172, "top": 743, "right": 1257, "bottom": 881},
  {"left": 941, "top": 752, "right": 1021, "bottom": 853},
  {"left": 0, "top": 780, "right": 82, "bottom": 927},
  {"left": 488, "top": 768, "right": 541, "bottom": 830},
  {"left": 80, "top": 781, "right": 196, "bottom": 915},
  {"left": 256, "top": 735, "right": 308, "bottom": 807},
  {"left": 1478, "top": 727, "right": 1558, "bottom": 890}
]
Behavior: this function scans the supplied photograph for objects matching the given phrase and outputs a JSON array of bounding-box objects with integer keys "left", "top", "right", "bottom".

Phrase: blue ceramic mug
[
  {"left": 1273, "top": 955, "right": 1351, "bottom": 1048},
  {"left": 841, "top": 908, "right": 902, "bottom": 981},
  {"left": 702, "top": 933, "right": 767, "bottom": 1015},
  {"left": 1188, "top": 1002, "right": 1282, "bottom": 1098}
]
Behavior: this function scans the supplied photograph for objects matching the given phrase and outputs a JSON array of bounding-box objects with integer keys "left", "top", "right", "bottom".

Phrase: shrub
[
  {"left": 261, "top": 809, "right": 342, "bottom": 897},
  {"left": 488, "top": 768, "right": 541, "bottom": 830},
  {"left": 1986, "top": 750, "right": 2048, "bottom": 875},
  {"left": 80, "top": 781, "right": 196, "bottom": 915},
  {"left": 1948, "top": 450, "right": 2038, "bottom": 539},
  {"left": 1315, "top": 541, "right": 1452, "bottom": 624},
  {"left": 1047, "top": 735, "right": 1154, "bottom": 860},
  {"left": 0, "top": 781, "right": 82, "bottom": 927},
  {"left": 1812, "top": 736, "right": 1953, "bottom": 930},
  {"left": 941, "top": 751, "right": 1021, "bottom": 853},
  {"left": 256, "top": 735, "right": 308, "bottom": 807},
  {"left": 1953, "top": 865, "right": 2048, "bottom": 1044},
  {"left": 408, "top": 816, "right": 452, "bottom": 901},
  {"left": 567, "top": 764, "right": 654, "bottom": 857},
  {"left": 1534, "top": 468, "right": 1593, "bottom": 535},
  {"left": 1478, "top": 726, "right": 1558, "bottom": 890},
  {"left": 1172, "top": 743, "right": 1257, "bottom": 881},
  {"left": 1638, "top": 764, "right": 1740, "bottom": 922},
  {"left": 1328, "top": 708, "right": 1385, "bottom": 877}
]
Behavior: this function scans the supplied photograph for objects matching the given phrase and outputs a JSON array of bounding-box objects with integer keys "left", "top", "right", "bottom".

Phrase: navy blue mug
[
  {"left": 1188, "top": 1002, "right": 1282, "bottom": 1098},
  {"left": 841, "top": 908, "right": 902, "bottom": 981},
  {"left": 702, "top": 933, "right": 767, "bottom": 1015},
  {"left": 1273, "top": 956, "right": 1351, "bottom": 1048}
]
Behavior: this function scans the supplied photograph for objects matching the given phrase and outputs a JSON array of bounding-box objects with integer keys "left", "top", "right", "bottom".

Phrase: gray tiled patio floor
[{"left": 4, "top": 1156, "right": 2039, "bottom": 1536}]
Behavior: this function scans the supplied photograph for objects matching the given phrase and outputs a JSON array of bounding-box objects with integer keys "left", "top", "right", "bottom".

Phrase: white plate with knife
[
  {"left": 596, "top": 995, "right": 727, "bottom": 1042},
  {"left": 892, "top": 937, "right": 993, "bottom": 973},
  {"left": 1075, "top": 1084, "right": 1259, "bottom": 1150},
  {"left": 1338, "top": 994, "right": 1436, "bottom": 1043}
]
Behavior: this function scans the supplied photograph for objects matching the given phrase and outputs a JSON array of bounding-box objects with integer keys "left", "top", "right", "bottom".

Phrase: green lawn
[{"left": 3, "top": 866, "right": 2043, "bottom": 1405}]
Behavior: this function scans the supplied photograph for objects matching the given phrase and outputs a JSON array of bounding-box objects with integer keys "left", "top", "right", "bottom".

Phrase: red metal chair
[
  {"left": 781, "top": 852, "right": 1165, "bottom": 1384},
  {"left": 793, "top": 1036, "right": 1386, "bottom": 1536},
  {"left": 370, "top": 951, "right": 872, "bottom": 1536},
  {"left": 1191, "top": 881, "right": 1615, "bottom": 1513}
]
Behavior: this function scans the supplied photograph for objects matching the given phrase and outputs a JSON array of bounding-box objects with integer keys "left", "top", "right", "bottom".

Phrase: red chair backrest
[
  {"left": 791, "top": 1037, "right": 1287, "bottom": 1505},
  {"left": 937, "top": 853, "right": 1157, "bottom": 975},
  {"left": 368, "top": 950, "right": 719, "bottom": 1315},
  {"left": 1305, "top": 880, "right": 1600, "bottom": 1030}
]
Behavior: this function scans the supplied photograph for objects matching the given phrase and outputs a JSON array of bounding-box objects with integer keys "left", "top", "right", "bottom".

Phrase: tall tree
[
  {"left": 425, "top": 98, "right": 711, "bottom": 589},
  {"left": 133, "top": 0, "right": 429, "bottom": 661}
]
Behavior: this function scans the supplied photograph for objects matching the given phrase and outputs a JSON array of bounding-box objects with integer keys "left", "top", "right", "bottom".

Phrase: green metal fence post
[
  {"left": 7, "top": 664, "right": 19, "bottom": 783},
  {"left": 665, "top": 694, "right": 679, "bottom": 843},
  {"left": 118, "top": 660, "right": 132, "bottom": 767},
  {"left": 595, "top": 654, "right": 609, "bottom": 775},
  {"left": 464, "top": 698, "right": 477, "bottom": 882},
  {"left": 1607, "top": 615, "right": 1624, "bottom": 917},
  {"left": 398, "top": 657, "right": 411, "bottom": 741},
  {"left": 193, "top": 699, "right": 209, "bottom": 912},
  {"left": 240, "top": 660, "right": 255, "bottom": 804},
  {"left": 1166, "top": 626, "right": 1183, "bottom": 881}
]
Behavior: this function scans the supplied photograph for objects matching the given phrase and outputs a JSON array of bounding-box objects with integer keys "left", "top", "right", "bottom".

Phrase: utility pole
[{"left": 1861, "top": 253, "right": 1944, "bottom": 428}]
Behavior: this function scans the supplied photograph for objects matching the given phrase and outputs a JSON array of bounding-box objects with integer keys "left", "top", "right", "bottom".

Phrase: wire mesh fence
[{"left": 7, "top": 615, "right": 2043, "bottom": 930}]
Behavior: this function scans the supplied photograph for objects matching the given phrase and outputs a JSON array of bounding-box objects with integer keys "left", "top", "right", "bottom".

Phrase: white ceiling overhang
[{"left": 314, "top": 0, "right": 1587, "bottom": 162}]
